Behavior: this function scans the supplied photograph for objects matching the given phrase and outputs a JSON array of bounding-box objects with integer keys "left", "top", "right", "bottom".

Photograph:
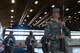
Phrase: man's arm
[
  {"left": 44, "top": 22, "right": 51, "bottom": 40},
  {"left": 63, "top": 27, "right": 71, "bottom": 38},
  {"left": 25, "top": 37, "right": 30, "bottom": 45}
]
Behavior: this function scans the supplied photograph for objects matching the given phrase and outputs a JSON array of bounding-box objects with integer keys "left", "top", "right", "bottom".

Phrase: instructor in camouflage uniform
[{"left": 44, "top": 8, "right": 70, "bottom": 53}]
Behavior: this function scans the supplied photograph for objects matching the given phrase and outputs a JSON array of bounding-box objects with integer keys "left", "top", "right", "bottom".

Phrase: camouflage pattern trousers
[{"left": 50, "top": 40, "right": 65, "bottom": 53}]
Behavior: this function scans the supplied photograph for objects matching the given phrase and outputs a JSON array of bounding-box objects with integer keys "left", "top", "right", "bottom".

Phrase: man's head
[
  {"left": 10, "top": 31, "right": 13, "bottom": 35},
  {"left": 52, "top": 8, "right": 61, "bottom": 19},
  {"left": 30, "top": 31, "right": 33, "bottom": 36},
  {"left": 8, "top": 31, "right": 13, "bottom": 37}
]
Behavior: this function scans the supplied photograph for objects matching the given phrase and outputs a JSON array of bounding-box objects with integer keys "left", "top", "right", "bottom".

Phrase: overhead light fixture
[
  {"left": 11, "top": 9, "right": 14, "bottom": 12},
  {"left": 68, "top": 16, "right": 71, "bottom": 18},
  {"left": 36, "top": 20, "right": 38, "bottom": 22},
  {"left": 11, "top": 16, "right": 13, "bottom": 18},
  {"left": 30, "top": 9, "right": 33, "bottom": 12},
  {"left": 77, "top": 18, "right": 79, "bottom": 19},
  {"left": 78, "top": 0, "right": 80, "bottom": 3},
  {"left": 78, "top": 11, "right": 80, "bottom": 13},
  {"left": 74, "top": 13, "right": 77, "bottom": 14},
  {"left": 35, "top": 1, "right": 38, "bottom": 4},
  {"left": 24, "top": 19, "right": 26, "bottom": 21},
  {"left": 44, "top": 12, "right": 47, "bottom": 14},
  {"left": 51, "top": 19, "right": 53, "bottom": 20},
  {"left": 11, "top": 0, "right": 15, "bottom": 3},
  {"left": 10, "top": 23, "right": 13, "bottom": 25},
  {"left": 27, "top": 15, "right": 29, "bottom": 17},
  {"left": 66, "top": 8, "right": 69, "bottom": 11},
  {"left": 11, "top": 20, "right": 13, "bottom": 22},
  {"left": 39, "top": 17, "right": 42, "bottom": 19},
  {"left": 52, "top": 5, "right": 55, "bottom": 8}
]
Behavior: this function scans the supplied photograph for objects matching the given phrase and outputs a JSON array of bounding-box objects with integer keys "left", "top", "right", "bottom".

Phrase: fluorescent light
[
  {"left": 66, "top": 8, "right": 69, "bottom": 11},
  {"left": 11, "top": 20, "right": 13, "bottom": 22},
  {"left": 36, "top": 20, "right": 37, "bottom": 22},
  {"left": 6, "top": 29, "right": 44, "bottom": 32},
  {"left": 10, "top": 23, "right": 13, "bottom": 25},
  {"left": 11, "top": 16, "right": 13, "bottom": 18},
  {"left": 5, "top": 31, "right": 44, "bottom": 35},
  {"left": 13, "top": 32, "right": 29, "bottom": 35},
  {"left": 30, "top": 9, "right": 33, "bottom": 12},
  {"left": 46, "top": 22, "right": 47, "bottom": 23},
  {"left": 24, "top": 19, "right": 26, "bottom": 21},
  {"left": 52, "top": 5, "right": 55, "bottom": 8},
  {"left": 44, "top": 12, "right": 47, "bottom": 14},
  {"left": 5, "top": 32, "right": 10, "bottom": 34},
  {"left": 11, "top": 9, "right": 14, "bottom": 12},
  {"left": 39, "top": 17, "right": 42, "bottom": 19},
  {"left": 51, "top": 18, "right": 53, "bottom": 20},
  {"left": 68, "top": 16, "right": 71, "bottom": 18},
  {"left": 78, "top": 0, "right": 80, "bottom": 3},
  {"left": 14, "top": 36, "right": 27, "bottom": 40},
  {"left": 78, "top": 11, "right": 80, "bottom": 13},
  {"left": 35, "top": 36, "right": 43, "bottom": 40},
  {"left": 71, "top": 31, "right": 80, "bottom": 35},
  {"left": 27, "top": 15, "right": 29, "bottom": 17},
  {"left": 77, "top": 18, "right": 79, "bottom": 19},
  {"left": 11, "top": 0, "right": 15, "bottom": 3},
  {"left": 71, "top": 36, "right": 80, "bottom": 39},
  {"left": 33, "top": 33, "right": 44, "bottom": 35},
  {"left": 4, "top": 36, "right": 28, "bottom": 40},
  {"left": 35, "top": 1, "right": 38, "bottom": 4}
]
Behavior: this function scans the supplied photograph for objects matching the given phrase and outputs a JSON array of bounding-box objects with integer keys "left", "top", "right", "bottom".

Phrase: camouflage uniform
[{"left": 44, "top": 20, "right": 70, "bottom": 53}]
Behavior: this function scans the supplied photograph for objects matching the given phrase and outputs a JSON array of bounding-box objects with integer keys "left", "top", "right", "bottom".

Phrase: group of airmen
[{"left": 2, "top": 8, "right": 71, "bottom": 53}]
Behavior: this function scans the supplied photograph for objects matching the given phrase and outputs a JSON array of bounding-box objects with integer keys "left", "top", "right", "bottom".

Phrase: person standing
[
  {"left": 41, "top": 36, "right": 50, "bottom": 53},
  {"left": 25, "top": 31, "right": 36, "bottom": 53},
  {"left": 44, "top": 8, "right": 71, "bottom": 53},
  {"left": 3, "top": 31, "right": 15, "bottom": 53}
]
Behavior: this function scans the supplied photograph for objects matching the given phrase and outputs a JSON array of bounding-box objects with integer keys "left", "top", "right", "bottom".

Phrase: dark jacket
[
  {"left": 41, "top": 37, "right": 49, "bottom": 44},
  {"left": 3, "top": 35, "right": 15, "bottom": 46},
  {"left": 25, "top": 36, "right": 36, "bottom": 46}
]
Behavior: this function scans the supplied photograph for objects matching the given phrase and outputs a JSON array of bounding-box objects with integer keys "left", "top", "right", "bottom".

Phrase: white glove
[
  {"left": 7, "top": 44, "right": 9, "bottom": 46},
  {"left": 9, "top": 38, "right": 13, "bottom": 41}
]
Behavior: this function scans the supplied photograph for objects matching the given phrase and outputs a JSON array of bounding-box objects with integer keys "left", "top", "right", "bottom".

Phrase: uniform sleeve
[
  {"left": 2, "top": 38, "right": 6, "bottom": 45},
  {"left": 63, "top": 27, "right": 71, "bottom": 38},
  {"left": 2, "top": 37, "right": 8, "bottom": 45},
  {"left": 25, "top": 37, "right": 29, "bottom": 45},
  {"left": 13, "top": 37, "right": 16, "bottom": 44},
  {"left": 41, "top": 37, "right": 44, "bottom": 44},
  {"left": 44, "top": 22, "right": 51, "bottom": 39},
  {"left": 33, "top": 36, "right": 37, "bottom": 43}
]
